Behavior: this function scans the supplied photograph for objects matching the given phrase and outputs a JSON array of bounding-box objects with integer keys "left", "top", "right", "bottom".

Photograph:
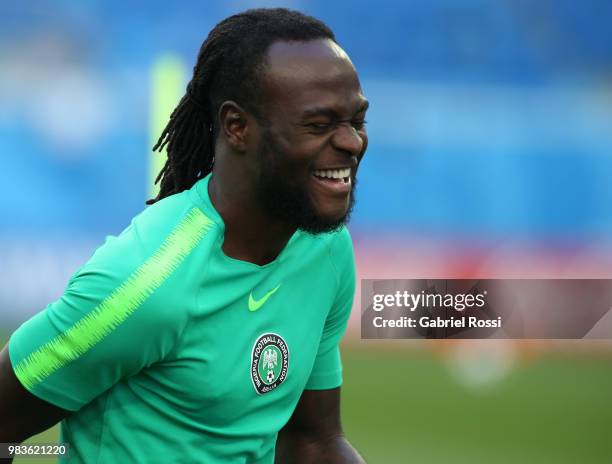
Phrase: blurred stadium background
[{"left": 2, "top": 1, "right": 612, "bottom": 462}]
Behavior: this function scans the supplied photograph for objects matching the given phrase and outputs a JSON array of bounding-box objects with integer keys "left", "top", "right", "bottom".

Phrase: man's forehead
[
  {"left": 266, "top": 38, "right": 351, "bottom": 66},
  {"left": 261, "top": 39, "right": 363, "bottom": 112},
  {"left": 264, "top": 39, "right": 356, "bottom": 85}
]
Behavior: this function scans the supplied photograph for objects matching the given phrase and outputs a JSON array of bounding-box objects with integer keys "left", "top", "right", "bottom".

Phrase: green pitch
[
  {"left": 341, "top": 345, "right": 612, "bottom": 463},
  {"left": 4, "top": 337, "right": 612, "bottom": 463}
]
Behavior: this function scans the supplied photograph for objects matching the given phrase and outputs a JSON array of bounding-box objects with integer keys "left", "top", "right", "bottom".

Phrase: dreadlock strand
[{"left": 148, "top": 95, "right": 212, "bottom": 204}]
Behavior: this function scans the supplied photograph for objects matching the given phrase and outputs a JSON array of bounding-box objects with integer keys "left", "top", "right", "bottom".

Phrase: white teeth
[{"left": 313, "top": 168, "right": 351, "bottom": 179}]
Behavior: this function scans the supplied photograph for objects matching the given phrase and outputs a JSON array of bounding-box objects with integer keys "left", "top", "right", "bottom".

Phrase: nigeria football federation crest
[{"left": 250, "top": 333, "right": 289, "bottom": 394}]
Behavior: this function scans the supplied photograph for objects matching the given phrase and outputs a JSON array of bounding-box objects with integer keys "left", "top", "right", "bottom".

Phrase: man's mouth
[
  {"left": 312, "top": 167, "right": 351, "bottom": 184},
  {"left": 311, "top": 167, "right": 352, "bottom": 195}
]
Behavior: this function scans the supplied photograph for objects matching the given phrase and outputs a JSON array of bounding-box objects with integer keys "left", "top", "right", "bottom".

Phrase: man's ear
[{"left": 218, "top": 101, "right": 249, "bottom": 152}]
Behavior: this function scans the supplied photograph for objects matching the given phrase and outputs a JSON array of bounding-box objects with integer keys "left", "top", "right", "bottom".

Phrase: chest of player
[{"left": 149, "top": 249, "right": 339, "bottom": 428}]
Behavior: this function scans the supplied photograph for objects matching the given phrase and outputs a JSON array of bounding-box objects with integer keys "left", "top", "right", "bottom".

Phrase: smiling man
[{"left": 0, "top": 8, "right": 368, "bottom": 463}]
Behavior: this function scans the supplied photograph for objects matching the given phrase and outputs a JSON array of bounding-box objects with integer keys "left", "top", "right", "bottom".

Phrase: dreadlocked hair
[{"left": 147, "top": 8, "right": 336, "bottom": 204}]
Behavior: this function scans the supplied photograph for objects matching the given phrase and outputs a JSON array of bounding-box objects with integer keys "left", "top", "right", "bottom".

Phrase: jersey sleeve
[
  {"left": 305, "top": 228, "right": 356, "bottom": 390},
  {"left": 8, "top": 205, "right": 207, "bottom": 411}
]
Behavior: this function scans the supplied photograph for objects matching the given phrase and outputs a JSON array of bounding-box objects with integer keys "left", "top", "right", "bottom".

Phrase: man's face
[{"left": 252, "top": 39, "right": 368, "bottom": 234}]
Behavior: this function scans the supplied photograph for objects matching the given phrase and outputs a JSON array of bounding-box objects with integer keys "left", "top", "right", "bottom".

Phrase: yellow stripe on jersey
[{"left": 14, "top": 207, "right": 213, "bottom": 390}]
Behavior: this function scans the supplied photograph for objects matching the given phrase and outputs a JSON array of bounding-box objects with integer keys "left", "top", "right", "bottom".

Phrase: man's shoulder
[
  {"left": 132, "top": 190, "right": 215, "bottom": 248},
  {"left": 84, "top": 191, "right": 217, "bottom": 279}
]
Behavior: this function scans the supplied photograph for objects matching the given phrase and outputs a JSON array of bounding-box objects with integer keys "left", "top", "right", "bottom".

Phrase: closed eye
[
  {"left": 352, "top": 119, "right": 367, "bottom": 130},
  {"left": 306, "top": 122, "right": 333, "bottom": 131},
  {"left": 306, "top": 120, "right": 367, "bottom": 130}
]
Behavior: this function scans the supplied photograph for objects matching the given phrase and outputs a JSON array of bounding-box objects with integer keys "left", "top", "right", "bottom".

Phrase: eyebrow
[{"left": 301, "top": 100, "right": 369, "bottom": 119}]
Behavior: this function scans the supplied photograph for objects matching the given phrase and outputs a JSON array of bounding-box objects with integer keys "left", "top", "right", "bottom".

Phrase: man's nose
[{"left": 331, "top": 123, "right": 365, "bottom": 157}]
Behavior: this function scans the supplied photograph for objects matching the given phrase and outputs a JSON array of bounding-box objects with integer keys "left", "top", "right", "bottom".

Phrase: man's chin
[
  {"left": 298, "top": 219, "right": 346, "bottom": 235},
  {"left": 296, "top": 209, "right": 352, "bottom": 235}
]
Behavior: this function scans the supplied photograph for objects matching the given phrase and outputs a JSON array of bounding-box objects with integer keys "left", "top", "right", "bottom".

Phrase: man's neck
[{"left": 208, "top": 173, "right": 296, "bottom": 266}]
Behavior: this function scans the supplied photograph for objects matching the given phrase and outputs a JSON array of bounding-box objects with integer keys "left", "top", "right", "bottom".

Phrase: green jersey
[{"left": 8, "top": 173, "right": 356, "bottom": 463}]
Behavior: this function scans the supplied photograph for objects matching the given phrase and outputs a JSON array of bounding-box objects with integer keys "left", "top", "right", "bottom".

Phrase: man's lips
[
  {"left": 312, "top": 155, "right": 359, "bottom": 174},
  {"left": 312, "top": 165, "right": 354, "bottom": 171}
]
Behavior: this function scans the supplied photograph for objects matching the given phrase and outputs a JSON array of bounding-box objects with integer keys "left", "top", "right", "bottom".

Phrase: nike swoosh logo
[{"left": 248, "top": 284, "right": 281, "bottom": 312}]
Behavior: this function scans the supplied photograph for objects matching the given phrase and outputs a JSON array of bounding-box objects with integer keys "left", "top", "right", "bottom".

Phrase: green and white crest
[{"left": 251, "top": 333, "right": 289, "bottom": 394}]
